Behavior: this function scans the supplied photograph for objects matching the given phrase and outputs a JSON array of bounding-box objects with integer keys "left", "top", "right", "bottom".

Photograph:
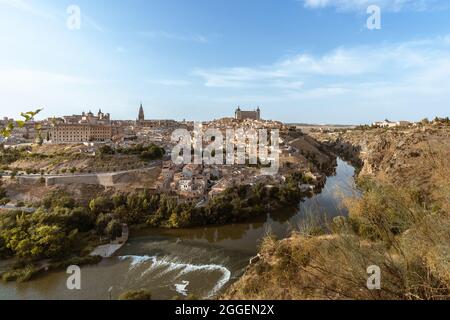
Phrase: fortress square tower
[{"left": 235, "top": 106, "right": 261, "bottom": 120}]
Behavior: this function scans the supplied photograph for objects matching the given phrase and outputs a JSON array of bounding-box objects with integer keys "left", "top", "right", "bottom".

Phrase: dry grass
[{"left": 223, "top": 151, "right": 449, "bottom": 300}]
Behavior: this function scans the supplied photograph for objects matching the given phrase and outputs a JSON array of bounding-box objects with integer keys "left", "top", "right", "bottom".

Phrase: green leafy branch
[{"left": 1, "top": 109, "right": 43, "bottom": 138}]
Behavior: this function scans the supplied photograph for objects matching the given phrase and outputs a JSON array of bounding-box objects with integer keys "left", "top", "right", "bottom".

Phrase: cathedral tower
[{"left": 138, "top": 103, "right": 145, "bottom": 122}]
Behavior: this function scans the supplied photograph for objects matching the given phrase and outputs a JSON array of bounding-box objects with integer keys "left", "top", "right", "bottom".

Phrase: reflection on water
[
  {"left": 0, "top": 158, "right": 358, "bottom": 300},
  {"left": 296, "top": 157, "right": 359, "bottom": 221}
]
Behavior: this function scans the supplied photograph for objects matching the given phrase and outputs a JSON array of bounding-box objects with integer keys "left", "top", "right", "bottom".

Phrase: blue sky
[{"left": 0, "top": 0, "right": 449, "bottom": 124}]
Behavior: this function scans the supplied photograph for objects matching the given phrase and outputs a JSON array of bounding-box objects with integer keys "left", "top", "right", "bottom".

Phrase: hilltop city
[
  {"left": 0, "top": 105, "right": 326, "bottom": 207},
  {"left": 0, "top": 106, "right": 445, "bottom": 209}
]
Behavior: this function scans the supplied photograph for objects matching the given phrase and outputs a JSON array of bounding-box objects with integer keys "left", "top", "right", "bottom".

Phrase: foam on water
[
  {"left": 175, "top": 280, "right": 190, "bottom": 296},
  {"left": 121, "top": 255, "right": 155, "bottom": 269},
  {"left": 119, "top": 255, "right": 232, "bottom": 298}
]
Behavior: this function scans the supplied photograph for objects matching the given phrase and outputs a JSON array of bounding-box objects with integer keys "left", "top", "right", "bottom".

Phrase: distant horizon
[{"left": 3, "top": 104, "right": 444, "bottom": 127}]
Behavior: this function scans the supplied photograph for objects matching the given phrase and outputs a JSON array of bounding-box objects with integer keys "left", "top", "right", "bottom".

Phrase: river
[{"left": 0, "top": 158, "right": 358, "bottom": 300}]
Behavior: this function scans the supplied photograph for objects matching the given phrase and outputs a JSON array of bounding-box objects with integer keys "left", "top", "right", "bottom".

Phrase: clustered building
[
  {"left": 1, "top": 104, "right": 327, "bottom": 207},
  {"left": 51, "top": 110, "right": 113, "bottom": 143},
  {"left": 151, "top": 106, "right": 286, "bottom": 204},
  {"left": 1, "top": 103, "right": 267, "bottom": 146},
  {"left": 372, "top": 119, "right": 411, "bottom": 128}
]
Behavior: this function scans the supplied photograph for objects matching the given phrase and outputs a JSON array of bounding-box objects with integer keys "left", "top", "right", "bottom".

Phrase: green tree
[
  {"left": 89, "top": 196, "right": 114, "bottom": 215},
  {"left": 95, "top": 213, "right": 112, "bottom": 235},
  {"left": 98, "top": 145, "right": 115, "bottom": 155},
  {"left": 112, "top": 193, "right": 126, "bottom": 209},
  {"left": 105, "top": 219, "right": 122, "bottom": 240},
  {"left": 0, "top": 109, "right": 42, "bottom": 138},
  {"left": 3, "top": 221, "right": 74, "bottom": 262},
  {"left": 67, "top": 207, "right": 95, "bottom": 232},
  {"left": 0, "top": 182, "right": 7, "bottom": 199}
]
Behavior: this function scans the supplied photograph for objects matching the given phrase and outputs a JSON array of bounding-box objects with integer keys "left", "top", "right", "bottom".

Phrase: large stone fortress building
[
  {"left": 235, "top": 106, "right": 261, "bottom": 120},
  {"left": 51, "top": 110, "right": 112, "bottom": 143}
]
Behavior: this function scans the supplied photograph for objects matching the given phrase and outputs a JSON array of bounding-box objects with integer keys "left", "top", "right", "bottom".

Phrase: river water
[{"left": 0, "top": 158, "right": 357, "bottom": 300}]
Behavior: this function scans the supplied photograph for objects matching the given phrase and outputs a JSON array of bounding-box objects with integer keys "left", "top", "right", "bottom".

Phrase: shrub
[
  {"left": 95, "top": 213, "right": 113, "bottom": 235},
  {"left": 89, "top": 196, "right": 114, "bottom": 215},
  {"left": 105, "top": 219, "right": 122, "bottom": 240},
  {"left": 16, "top": 201, "right": 25, "bottom": 208},
  {"left": 119, "top": 289, "right": 152, "bottom": 300},
  {"left": 1, "top": 265, "right": 41, "bottom": 283},
  {"left": 50, "top": 255, "right": 102, "bottom": 270},
  {"left": 67, "top": 207, "right": 95, "bottom": 232},
  {"left": 98, "top": 145, "right": 115, "bottom": 155}
]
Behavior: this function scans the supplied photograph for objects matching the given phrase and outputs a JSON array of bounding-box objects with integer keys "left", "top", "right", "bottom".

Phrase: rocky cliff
[{"left": 311, "top": 125, "right": 450, "bottom": 191}]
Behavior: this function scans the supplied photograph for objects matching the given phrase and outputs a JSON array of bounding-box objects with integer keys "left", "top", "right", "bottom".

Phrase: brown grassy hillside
[{"left": 223, "top": 127, "right": 450, "bottom": 300}]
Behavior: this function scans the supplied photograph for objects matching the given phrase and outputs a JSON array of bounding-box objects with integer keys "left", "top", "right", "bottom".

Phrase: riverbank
[
  {"left": 222, "top": 129, "right": 450, "bottom": 300},
  {"left": 0, "top": 158, "right": 358, "bottom": 299},
  {"left": 90, "top": 224, "right": 129, "bottom": 258},
  {"left": 0, "top": 157, "right": 331, "bottom": 288},
  {"left": 310, "top": 124, "right": 450, "bottom": 194}
]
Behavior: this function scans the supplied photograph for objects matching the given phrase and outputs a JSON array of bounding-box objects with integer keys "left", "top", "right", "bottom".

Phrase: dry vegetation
[
  {"left": 2, "top": 144, "right": 149, "bottom": 174},
  {"left": 224, "top": 143, "right": 449, "bottom": 300}
]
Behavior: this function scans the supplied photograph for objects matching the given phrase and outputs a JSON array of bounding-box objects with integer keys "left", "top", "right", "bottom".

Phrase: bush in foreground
[{"left": 224, "top": 177, "right": 449, "bottom": 300}]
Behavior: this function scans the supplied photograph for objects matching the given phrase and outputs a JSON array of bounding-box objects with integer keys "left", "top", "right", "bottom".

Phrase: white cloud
[
  {"left": 0, "top": 68, "right": 96, "bottom": 88},
  {"left": 0, "top": 0, "right": 57, "bottom": 19},
  {"left": 301, "top": 0, "right": 446, "bottom": 12},
  {"left": 195, "top": 35, "right": 450, "bottom": 91},
  {"left": 0, "top": 0, "right": 105, "bottom": 32},
  {"left": 147, "top": 79, "right": 191, "bottom": 86},
  {"left": 194, "top": 35, "right": 450, "bottom": 122},
  {"left": 195, "top": 47, "right": 390, "bottom": 88},
  {"left": 140, "top": 30, "right": 208, "bottom": 43},
  {"left": 82, "top": 13, "right": 106, "bottom": 33},
  {"left": 0, "top": 67, "right": 130, "bottom": 120},
  {"left": 194, "top": 67, "right": 288, "bottom": 88}
]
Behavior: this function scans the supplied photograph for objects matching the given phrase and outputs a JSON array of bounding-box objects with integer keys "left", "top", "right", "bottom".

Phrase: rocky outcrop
[
  {"left": 222, "top": 125, "right": 450, "bottom": 301},
  {"left": 310, "top": 125, "right": 450, "bottom": 189}
]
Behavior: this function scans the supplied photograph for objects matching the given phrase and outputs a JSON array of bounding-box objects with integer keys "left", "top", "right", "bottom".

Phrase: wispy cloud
[
  {"left": 194, "top": 34, "right": 450, "bottom": 122},
  {"left": 147, "top": 79, "right": 191, "bottom": 86},
  {"left": 0, "top": 67, "right": 97, "bottom": 87},
  {"left": 195, "top": 35, "right": 450, "bottom": 91},
  {"left": 0, "top": 0, "right": 57, "bottom": 19},
  {"left": 140, "top": 30, "right": 208, "bottom": 43},
  {"left": 194, "top": 67, "right": 287, "bottom": 88},
  {"left": 300, "top": 0, "right": 448, "bottom": 12},
  {"left": 0, "top": 67, "right": 122, "bottom": 120},
  {"left": 0, "top": 0, "right": 105, "bottom": 32},
  {"left": 195, "top": 46, "right": 393, "bottom": 88},
  {"left": 83, "top": 13, "right": 106, "bottom": 33}
]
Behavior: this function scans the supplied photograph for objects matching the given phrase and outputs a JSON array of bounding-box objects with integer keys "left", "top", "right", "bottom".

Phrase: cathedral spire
[{"left": 138, "top": 103, "right": 145, "bottom": 122}]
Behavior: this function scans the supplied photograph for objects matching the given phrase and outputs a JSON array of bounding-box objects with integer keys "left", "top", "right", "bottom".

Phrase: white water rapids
[{"left": 119, "top": 255, "right": 232, "bottom": 298}]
